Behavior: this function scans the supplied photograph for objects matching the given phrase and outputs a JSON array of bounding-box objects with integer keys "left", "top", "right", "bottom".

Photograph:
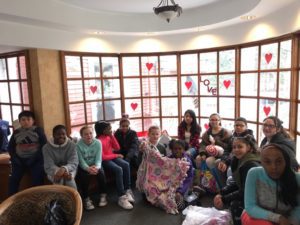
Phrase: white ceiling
[{"left": 0, "top": 0, "right": 299, "bottom": 53}]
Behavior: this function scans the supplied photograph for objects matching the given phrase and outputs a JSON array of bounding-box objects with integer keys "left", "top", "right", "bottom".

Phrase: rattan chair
[{"left": 0, "top": 185, "right": 82, "bottom": 225}]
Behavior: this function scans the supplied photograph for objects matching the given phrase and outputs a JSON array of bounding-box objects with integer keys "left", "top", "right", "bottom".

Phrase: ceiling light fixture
[{"left": 153, "top": 0, "right": 182, "bottom": 23}]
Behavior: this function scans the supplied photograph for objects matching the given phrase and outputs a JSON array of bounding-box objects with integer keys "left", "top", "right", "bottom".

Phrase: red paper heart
[
  {"left": 146, "top": 63, "right": 153, "bottom": 71},
  {"left": 223, "top": 80, "right": 231, "bottom": 89},
  {"left": 265, "top": 53, "right": 272, "bottom": 64},
  {"left": 131, "top": 103, "right": 138, "bottom": 111},
  {"left": 185, "top": 81, "right": 192, "bottom": 90},
  {"left": 204, "top": 123, "right": 209, "bottom": 130},
  {"left": 90, "top": 85, "right": 97, "bottom": 94},
  {"left": 263, "top": 106, "right": 271, "bottom": 116}
]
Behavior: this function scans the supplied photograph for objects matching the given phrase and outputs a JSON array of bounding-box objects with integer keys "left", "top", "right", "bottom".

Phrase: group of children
[{"left": 5, "top": 109, "right": 300, "bottom": 225}]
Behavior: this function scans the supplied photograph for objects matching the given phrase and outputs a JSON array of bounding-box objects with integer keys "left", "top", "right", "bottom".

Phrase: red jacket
[{"left": 97, "top": 135, "right": 120, "bottom": 161}]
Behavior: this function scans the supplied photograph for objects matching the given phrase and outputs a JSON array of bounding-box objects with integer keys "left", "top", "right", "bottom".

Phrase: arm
[
  {"left": 190, "top": 127, "right": 200, "bottom": 150},
  {"left": 94, "top": 140, "right": 102, "bottom": 169},
  {"left": 110, "top": 135, "right": 120, "bottom": 151},
  {"left": 177, "top": 157, "right": 194, "bottom": 194},
  {"left": 76, "top": 145, "right": 90, "bottom": 171},
  {"left": 199, "top": 132, "right": 210, "bottom": 152},
  {"left": 8, "top": 132, "right": 17, "bottom": 157},
  {"left": 43, "top": 145, "right": 60, "bottom": 177},
  {"left": 214, "top": 129, "right": 232, "bottom": 151},
  {"left": 36, "top": 127, "right": 47, "bottom": 148},
  {"left": 125, "top": 131, "right": 139, "bottom": 160},
  {"left": 62, "top": 142, "right": 79, "bottom": 176},
  {"left": 289, "top": 174, "right": 300, "bottom": 224},
  {"left": 244, "top": 168, "right": 282, "bottom": 223}
]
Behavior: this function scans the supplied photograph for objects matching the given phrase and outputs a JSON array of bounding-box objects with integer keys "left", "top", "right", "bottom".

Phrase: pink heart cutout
[
  {"left": 90, "top": 85, "right": 97, "bottom": 94},
  {"left": 131, "top": 103, "right": 138, "bottom": 111},
  {"left": 263, "top": 106, "right": 271, "bottom": 116},
  {"left": 204, "top": 123, "right": 209, "bottom": 130},
  {"left": 185, "top": 81, "right": 192, "bottom": 90},
  {"left": 265, "top": 53, "right": 272, "bottom": 64},
  {"left": 223, "top": 80, "right": 231, "bottom": 89},
  {"left": 146, "top": 63, "right": 153, "bottom": 71}
]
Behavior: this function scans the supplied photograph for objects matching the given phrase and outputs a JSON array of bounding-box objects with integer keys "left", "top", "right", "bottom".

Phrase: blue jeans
[
  {"left": 9, "top": 155, "right": 44, "bottom": 196},
  {"left": 102, "top": 158, "right": 131, "bottom": 196}
]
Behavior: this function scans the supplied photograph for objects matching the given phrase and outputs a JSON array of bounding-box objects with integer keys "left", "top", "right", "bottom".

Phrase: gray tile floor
[{"left": 80, "top": 187, "right": 213, "bottom": 225}]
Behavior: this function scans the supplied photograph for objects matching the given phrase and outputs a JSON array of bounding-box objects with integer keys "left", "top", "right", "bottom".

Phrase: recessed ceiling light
[
  {"left": 93, "top": 31, "right": 104, "bottom": 35},
  {"left": 241, "top": 15, "right": 256, "bottom": 20}
]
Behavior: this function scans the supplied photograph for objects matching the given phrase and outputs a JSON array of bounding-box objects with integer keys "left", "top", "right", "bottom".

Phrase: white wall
[{"left": 0, "top": 0, "right": 299, "bottom": 53}]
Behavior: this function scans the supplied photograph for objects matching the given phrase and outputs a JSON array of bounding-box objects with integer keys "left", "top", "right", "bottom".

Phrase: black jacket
[
  {"left": 221, "top": 153, "right": 260, "bottom": 205},
  {"left": 114, "top": 128, "right": 139, "bottom": 160},
  {"left": 260, "top": 132, "right": 299, "bottom": 170}
]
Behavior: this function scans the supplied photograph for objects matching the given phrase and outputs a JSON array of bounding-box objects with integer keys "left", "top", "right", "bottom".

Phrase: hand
[
  {"left": 139, "top": 141, "right": 147, "bottom": 152},
  {"left": 218, "top": 161, "right": 227, "bottom": 172},
  {"left": 88, "top": 166, "right": 98, "bottom": 175},
  {"left": 53, "top": 167, "right": 66, "bottom": 182},
  {"left": 279, "top": 215, "right": 291, "bottom": 225},
  {"left": 63, "top": 171, "right": 72, "bottom": 180},
  {"left": 209, "top": 135, "right": 215, "bottom": 145},
  {"left": 213, "top": 194, "right": 224, "bottom": 209},
  {"left": 195, "top": 155, "right": 203, "bottom": 168},
  {"left": 117, "top": 154, "right": 124, "bottom": 159}
]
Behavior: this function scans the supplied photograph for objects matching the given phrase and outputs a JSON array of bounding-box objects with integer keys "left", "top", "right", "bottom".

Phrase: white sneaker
[
  {"left": 118, "top": 195, "right": 133, "bottom": 210},
  {"left": 125, "top": 189, "right": 135, "bottom": 203},
  {"left": 84, "top": 197, "right": 95, "bottom": 210},
  {"left": 99, "top": 194, "right": 108, "bottom": 207}
]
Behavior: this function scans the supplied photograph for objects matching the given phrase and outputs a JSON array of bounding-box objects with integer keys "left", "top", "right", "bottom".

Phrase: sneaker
[
  {"left": 84, "top": 197, "right": 95, "bottom": 210},
  {"left": 118, "top": 195, "right": 133, "bottom": 210},
  {"left": 125, "top": 189, "right": 135, "bottom": 203},
  {"left": 99, "top": 194, "right": 108, "bottom": 207}
]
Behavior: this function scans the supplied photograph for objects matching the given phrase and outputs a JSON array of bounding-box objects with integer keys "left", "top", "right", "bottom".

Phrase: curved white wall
[{"left": 0, "top": 0, "right": 299, "bottom": 53}]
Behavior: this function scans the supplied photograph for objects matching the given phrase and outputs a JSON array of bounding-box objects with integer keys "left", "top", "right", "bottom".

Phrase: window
[
  {"left": 62, "top": 35, "right": 299, "bottom": 150},
  {"left": 63, "top": 54, "right": 121, "bottom": 138},
  {"left": 240, "top": 39, "right": 293, "bottom": 143},
  {"left": 0, "top": 51, "right": 32, "bottom": 132}
]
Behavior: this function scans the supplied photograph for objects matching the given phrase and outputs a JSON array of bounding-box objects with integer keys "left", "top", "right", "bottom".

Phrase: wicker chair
[{"left": 0, "top": 185, "right": 82, "bottom": 225}]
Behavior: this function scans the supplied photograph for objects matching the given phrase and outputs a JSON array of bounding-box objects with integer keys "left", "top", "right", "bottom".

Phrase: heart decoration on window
[
  {"left": 185, "top": 81, "right": 192, "bottom": 90},
  {"left": 265, "top": 53, "right": 272, "bottom": 64},
  {"left": 204, "top": 123, "right": 209, "bottom": 130},
  {"left": 90, "top": 85, "right": 97, "bottom": 94},
  {"left": 223, "top": 80, "right": 231, "bottom": 89},
  {"left": 131, "top": 103, "right": 138, "bottom": 111},
  {"left": 263, "top": 106, "right": 271, "bottom": 116},
  {"left": 146, "top": 63, "right": 153, "bottom": 71}
]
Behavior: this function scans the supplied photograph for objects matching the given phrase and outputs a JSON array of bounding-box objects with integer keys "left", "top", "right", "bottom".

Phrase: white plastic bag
[
  {"left": 158, "top": 130, "right": 172, "bottom": 156},
  {"left": 182, "top": 205, "right": 232, "bottom": 225}
]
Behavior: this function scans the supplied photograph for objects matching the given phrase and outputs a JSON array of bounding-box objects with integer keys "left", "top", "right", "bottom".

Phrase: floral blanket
[{"left": 136, "top": 144, "right": 190, "bottom": 214}]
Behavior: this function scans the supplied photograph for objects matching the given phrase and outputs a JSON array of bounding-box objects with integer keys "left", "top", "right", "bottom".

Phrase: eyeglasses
[
  {"left": 234, "top": 124, "right": 245, "bottom": 127},
  {"left": 263, "top": 124, "right": 276, "bottom": 129}
]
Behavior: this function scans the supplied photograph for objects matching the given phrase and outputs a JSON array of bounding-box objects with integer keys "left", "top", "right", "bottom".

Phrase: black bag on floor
[{"left": 44, "top": 199, "right": 68, "bottom": 225}]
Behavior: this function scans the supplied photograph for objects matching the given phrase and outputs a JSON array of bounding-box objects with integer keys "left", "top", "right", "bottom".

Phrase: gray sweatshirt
[{"left": 42, "top": 137, "right": 78, "bottom": 178}]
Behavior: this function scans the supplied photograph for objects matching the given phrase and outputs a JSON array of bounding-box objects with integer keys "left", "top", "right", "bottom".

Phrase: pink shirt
[{"left": 97, "top": 135, "right": 120, "bottom": 161}]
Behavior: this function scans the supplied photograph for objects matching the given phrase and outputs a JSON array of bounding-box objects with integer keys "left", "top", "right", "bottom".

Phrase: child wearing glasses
[
  {"left": 197, "top": 113, "right": 232, "bottom": 188},
  {"left": 218, "top": 117, "right": 255, "bottom": 175},
  {"left": 260, "top": 116, "right": 299, "bottom": 171}
]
